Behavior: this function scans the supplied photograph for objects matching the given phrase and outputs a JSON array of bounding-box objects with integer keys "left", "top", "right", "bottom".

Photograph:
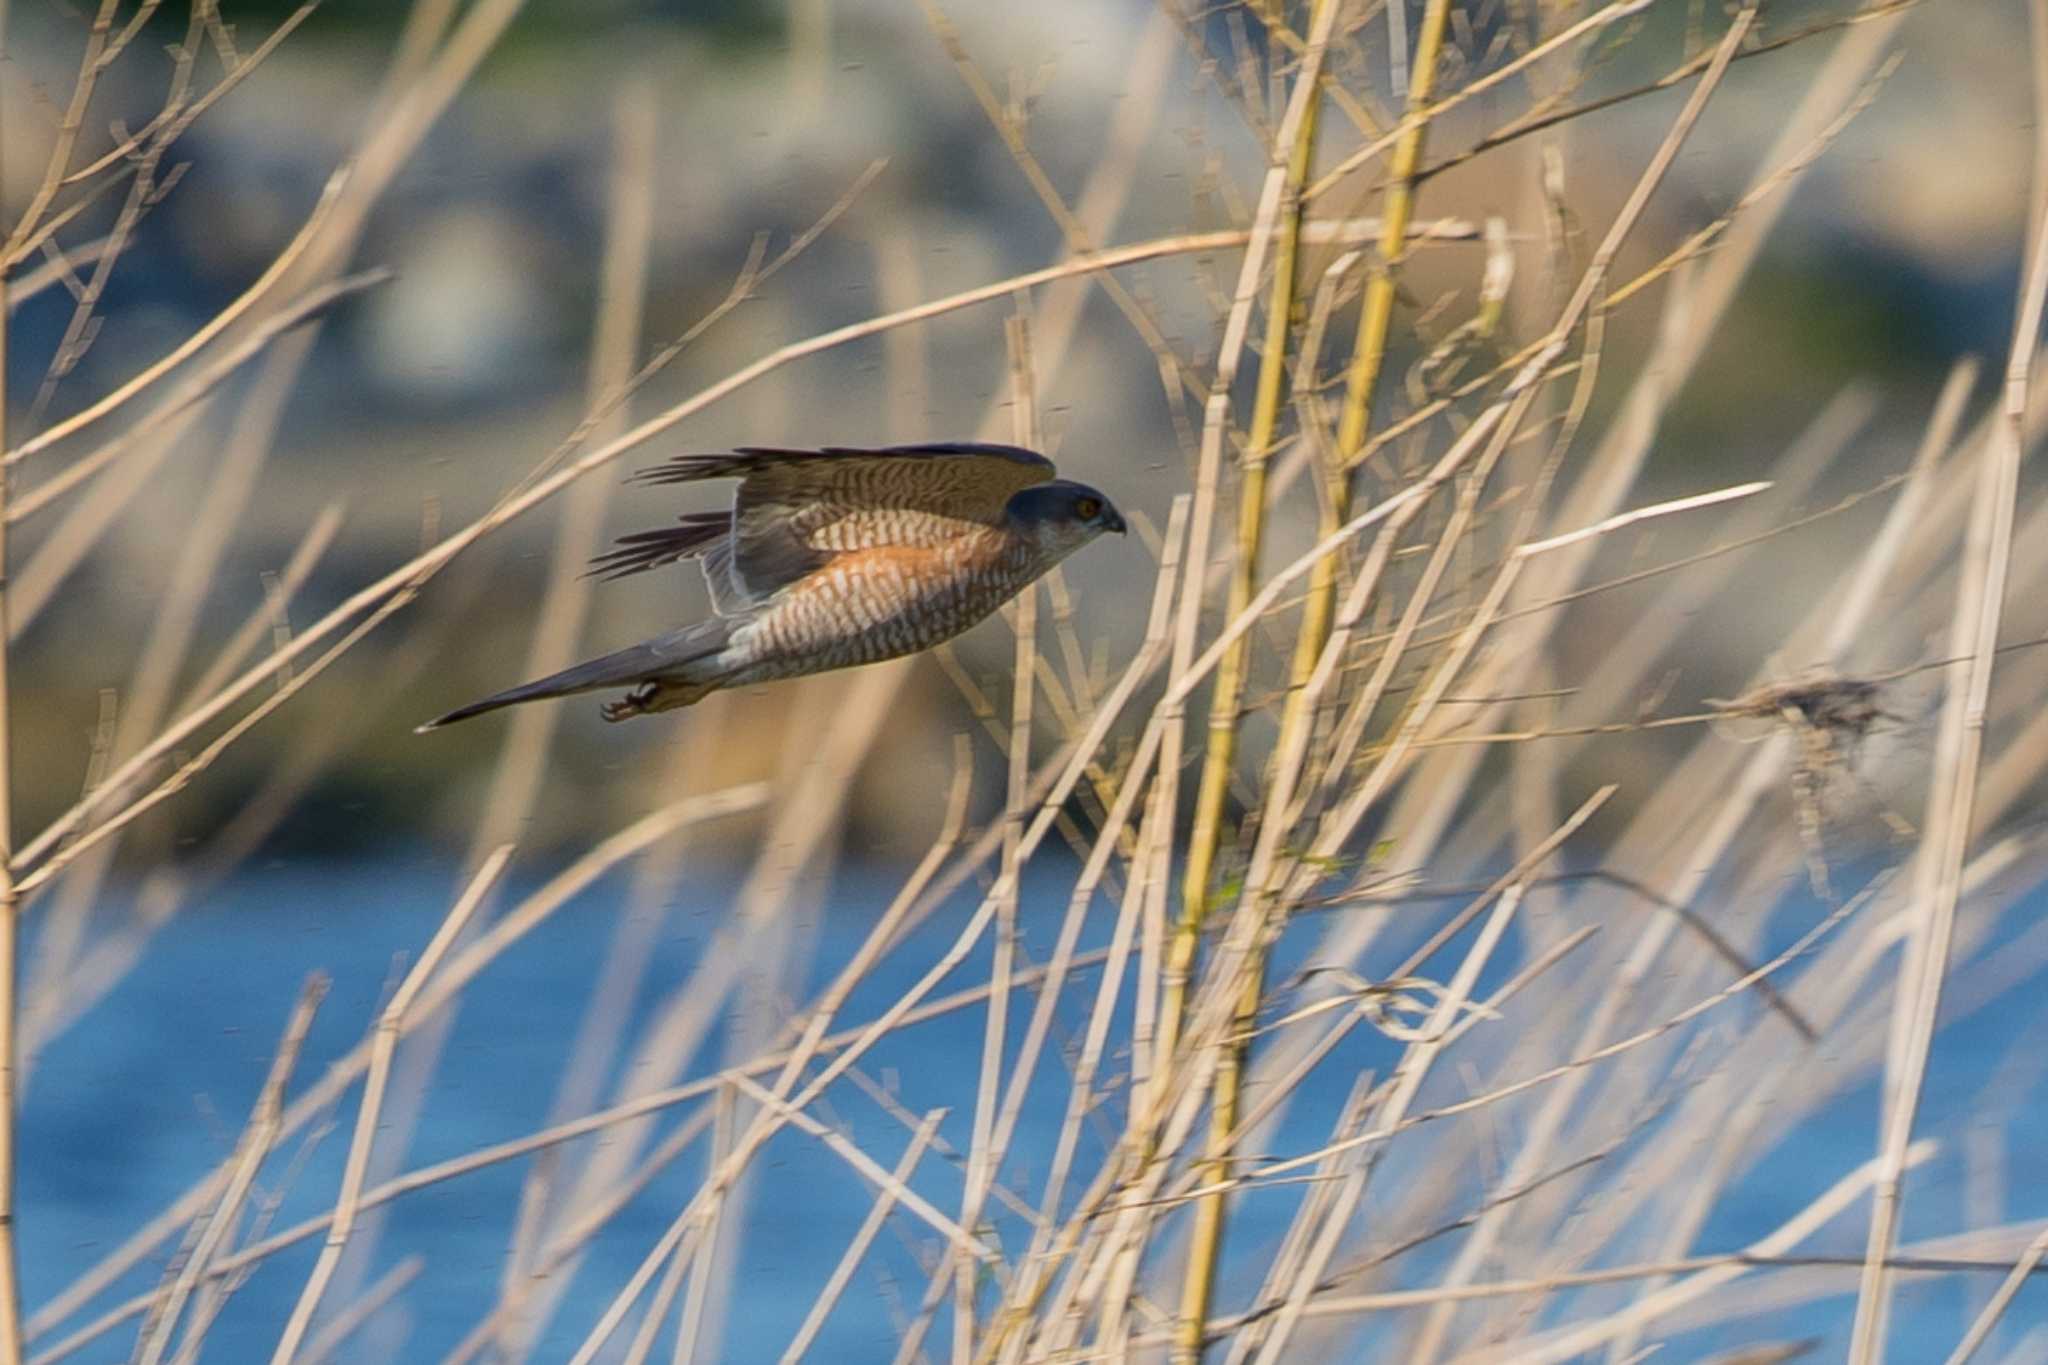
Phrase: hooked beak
[{"left": 1103, "top": 506, "right": 1128, "bottom": 535}]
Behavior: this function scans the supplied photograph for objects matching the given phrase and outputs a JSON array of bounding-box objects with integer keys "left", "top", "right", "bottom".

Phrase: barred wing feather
[{"left": 608, "top": 443, "right": 1054, "bottom": 603}]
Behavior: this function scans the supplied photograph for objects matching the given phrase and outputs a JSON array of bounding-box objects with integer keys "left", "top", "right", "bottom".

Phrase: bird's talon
[{"left": 602, "top": 683, "right": 656, "bottom": 723}]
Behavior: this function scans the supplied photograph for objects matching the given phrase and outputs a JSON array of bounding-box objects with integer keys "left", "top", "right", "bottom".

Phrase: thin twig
[
  {"left": 135, "top": 977, "right": 327, "bottom": 1365},
  {"left": 1848, "top": 2, "right": 2048, "bottom": 1345},
  {"left": 268, "top": 851, "right": 511, "bottom": 1363}
]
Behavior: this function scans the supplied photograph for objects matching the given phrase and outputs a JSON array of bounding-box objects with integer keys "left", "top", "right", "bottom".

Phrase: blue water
[{"left": 19, "top": 858, "right": 2048, "bottom": 1362}]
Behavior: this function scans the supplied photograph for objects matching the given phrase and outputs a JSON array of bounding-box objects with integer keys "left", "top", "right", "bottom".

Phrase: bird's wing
[
  {"left": 586, "top": 510, "right": 753, "bottom": 616},
  {"left": 623, "top": 443, "right": 1055, "bottom": 600},
  {"left": 587, "top": 511, "right": 731, "bottom": 582}
]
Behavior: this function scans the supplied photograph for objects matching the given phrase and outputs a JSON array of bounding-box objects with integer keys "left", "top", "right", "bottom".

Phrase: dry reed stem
[
  {"left": 1218, "top": 1070, "right": 1380, "bottom": 1365},
  {"left": 294, "top": 1256, "right": 420, "bottom": 1365},
  {"left": 436, "top": 1118, "right": 715, "bottom": 1365},
  {"left": 1171, "top": 12, "right": 1331, "bottom": 1330},
  {"left": 1401, "top": 0, "right": 1923, "bottom": 193},
  {"left": 25, "top": 939, "right": 1095, "bottom": 1352},
  {"left": 918, "top": 0, "right": 1203, "bottom": 419},
  {"left": 863, "top": 506, "right": 1191, "bottom": 1360},
  {"left": 1178, "top": 0, "right": 1328, "bottom": 950},
  {"left": 781, "top": 1111, "right": 947, "bottom": 1364},
  {"left": 1594, "top": 836, "right": 2042, "bottom": 1343},
  {"left": 1150, "top": 0, "right": 1345, "bottom": 1096},
  {"left": 428, "top": 81, "right": 661, "bottom": 1355},
  {"left": 1848, "top": 18, "right": 2048, "bottom": 1347},
  {"left": 1408, "top": 708, "right": 1789, "bottom": 1338},
  {"left": 1238, "top": 785, "right": 1616, "bottom": 1360},
  {"left": 1307, "top": 409, "right": 1517, "bottom": 816},
  {"left": 11, "top": 583, "right": 422, "bottom": 900},
  {"left": 175, "top": 505, "right": 348, "bottom": 712},
  {"left": 534, "top": 508, "right": 1188, "bottom": 1365},
  {"left": 1249, "top": 23, "right": 1445, "bottom": 932},
  {"left": 1943, "top": 1227, "right": 2048, "bottom": 1365},
  {"left": 1005, "top": 888, "right": 1873, "bottom": 1352},
  {"left": 1324, "top": 0, "right": 1451, "bottom": 487},
  {"left": 268, "top": 849, "right": 511, "bottom": 1364},
  {"left": 1478, "top": 1141, "right": 1940, "bottom": 1365},
  {"left": 1224, "top": 920, "right": 1597, "bottom": 1171},
  {"left": 1305, "top": 0, "right": 1656, "bottom": 200},
  {"left": 1069, "top": 7, "right": 1340, "bottom": 1347},
  {"left": 135, "top": 975, "right": 326, "bottom": 1365},
  {"left": 1268, "top": 1242, "right": 2025, "bottom": 1331},
  {"left": 1392, "top": 22, "right": 1914, "bottom": 1328},
  {"left": 4, "top": 135, "right": 350, "bottom": 470},
  {"left": 657, "top": 1085, "right": 736, "bottom": 1365},
  {"left": 1142, "top": 27, "right": 1760, "bottom": 1341},
  {"left": 1211, "top": 0, "right": 1759, "bottom": 1064},
  {"left": 1603, "top": 56, "right": 1904, "bottom": 316},
  {"left": 1349, "top": 30, "right": 1899, "bottom": 483},
  {"left": 990, "top": 726, "right": 1169, "bottom": 1352},
  {"left": 766, "top": 736, "right": 975, "bottom": 1104},
  {"left": 565, "top": 1197, "right": 708, "bottom": 1365},
  {"left": 532, "top": 667, "right": 905, "bottom": 1354},
  {"left": 1238, "top": 23, "right": 1464, "bottom": 1176},
  {"left": 948, "top": 309, "right": 1045, "bottom": 1361},
  {"left": 936, "top": 699, "right": 1163, "bottom": 1358},
  {"left": 292, "top": 1252, "right": 415, "bottom": 1365},
  {"left": 0, "top": 42, "right": 18, "bottom": 1362},
  {"left": 836, "top": 1063, "right": 1043, "bottom": 1232},
  {"left": 646, "top": 1219, "right": 706, "bottom": 1365},
  {"left": 729, "top": 1072, "right": 997, "bottom": 1263},
  {"left": 1576, "top": 362, "right": 1972, "bottom": 1356},
  {"left": 1251, "top": 882, "right": 1528, "bottom": 1364},
  {"left": 65, "top": 4, "right": 322, "bottom": 194},
  {"left": 1109, "top": 1228, "right": 2031, "bottom": 1357},
  {"left": 27, "top": 5, "right": 218, "bottom": 430},
  {"left": 11, "top": 0, "right": 539, "bottom": 627},
  {"left": 982, "top": 502, "right": 1191, "bottom": 1362},
  {"left": 1168, "top": 838, "right": 1870, "bottom": 1221},
  {"left": 10, "top": 264, "right": 389, "bottom": 523},
  {"left": 10, "top": 402, "right": 201, "bottom": 634},
  {"left": 971, "top": 468, "right": 1701, "bottom": 1353},
  {"left": 1166, "top": 426, "right": 1500, "bottom": 1103},
  {"left": 12, "top": 0, "right": 536, "bottom": 844},
  {"left": 3, "top": 241, "right": 111, "bottom": 313},
  {"left": 4, "top": 1, "right": 121, "bottom": 261},
  {"left": 21, "top": 319, "right": 328, "bottom": 1074},
  {"left": 23, "top": 786, "right": 766, "bottom": 1346}
]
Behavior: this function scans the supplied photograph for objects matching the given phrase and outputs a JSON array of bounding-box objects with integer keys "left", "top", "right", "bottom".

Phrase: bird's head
[{"left": 1005, "top": 479, "right": 1128, "bottom": 558}]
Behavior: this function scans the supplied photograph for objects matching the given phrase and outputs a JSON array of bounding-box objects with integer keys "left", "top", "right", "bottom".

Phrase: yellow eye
[{"left": 1074, "top": 497, "right": 1101, "bottom": 519}]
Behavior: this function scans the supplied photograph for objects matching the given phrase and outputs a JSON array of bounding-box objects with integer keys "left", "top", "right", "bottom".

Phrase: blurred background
[{"left": 6, "top": 0, "right": 2047, "bottom": 1360}]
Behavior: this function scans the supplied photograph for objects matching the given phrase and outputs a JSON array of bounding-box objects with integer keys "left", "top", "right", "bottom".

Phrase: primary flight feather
[{"left": 416, "top": 443, "right": 1126, "bottom": 731}]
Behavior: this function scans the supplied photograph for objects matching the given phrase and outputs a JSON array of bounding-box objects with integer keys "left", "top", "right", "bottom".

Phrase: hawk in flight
[{"left": 418, "top": 443, "right": 1126, "bottom": 730}]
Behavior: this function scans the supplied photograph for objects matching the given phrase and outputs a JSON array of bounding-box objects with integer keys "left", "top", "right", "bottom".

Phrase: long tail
[{"left": 415, "top": 621, "right": 731, "bottom": 732}]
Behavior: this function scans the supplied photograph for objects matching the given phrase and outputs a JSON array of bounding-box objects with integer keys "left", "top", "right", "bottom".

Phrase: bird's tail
[{"left": 415, "top": 621, "right": 731, "bottom": 732}]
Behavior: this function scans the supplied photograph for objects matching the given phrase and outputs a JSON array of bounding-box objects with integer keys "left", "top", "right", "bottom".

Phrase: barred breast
[{"left": 723, "top": 528, "right": 1042, "bottom": 685}]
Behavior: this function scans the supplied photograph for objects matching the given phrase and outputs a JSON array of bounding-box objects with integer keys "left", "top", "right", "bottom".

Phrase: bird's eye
[{"left": 1074, "top": 497, "right": 1101, "bottom": 519}]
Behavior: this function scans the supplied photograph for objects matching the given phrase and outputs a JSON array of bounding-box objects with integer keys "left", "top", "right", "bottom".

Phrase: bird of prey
[{"left": 417, "top": 443, "right": 1126, "bottom": 730}]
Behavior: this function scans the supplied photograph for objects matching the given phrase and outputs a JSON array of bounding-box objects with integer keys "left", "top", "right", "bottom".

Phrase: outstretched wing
[
  {"left": 618, "top": 443, "right": 1055, "bottom": 601},
  {"left": 586, "top": 511, "right": 731, "bottom": 582}
]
